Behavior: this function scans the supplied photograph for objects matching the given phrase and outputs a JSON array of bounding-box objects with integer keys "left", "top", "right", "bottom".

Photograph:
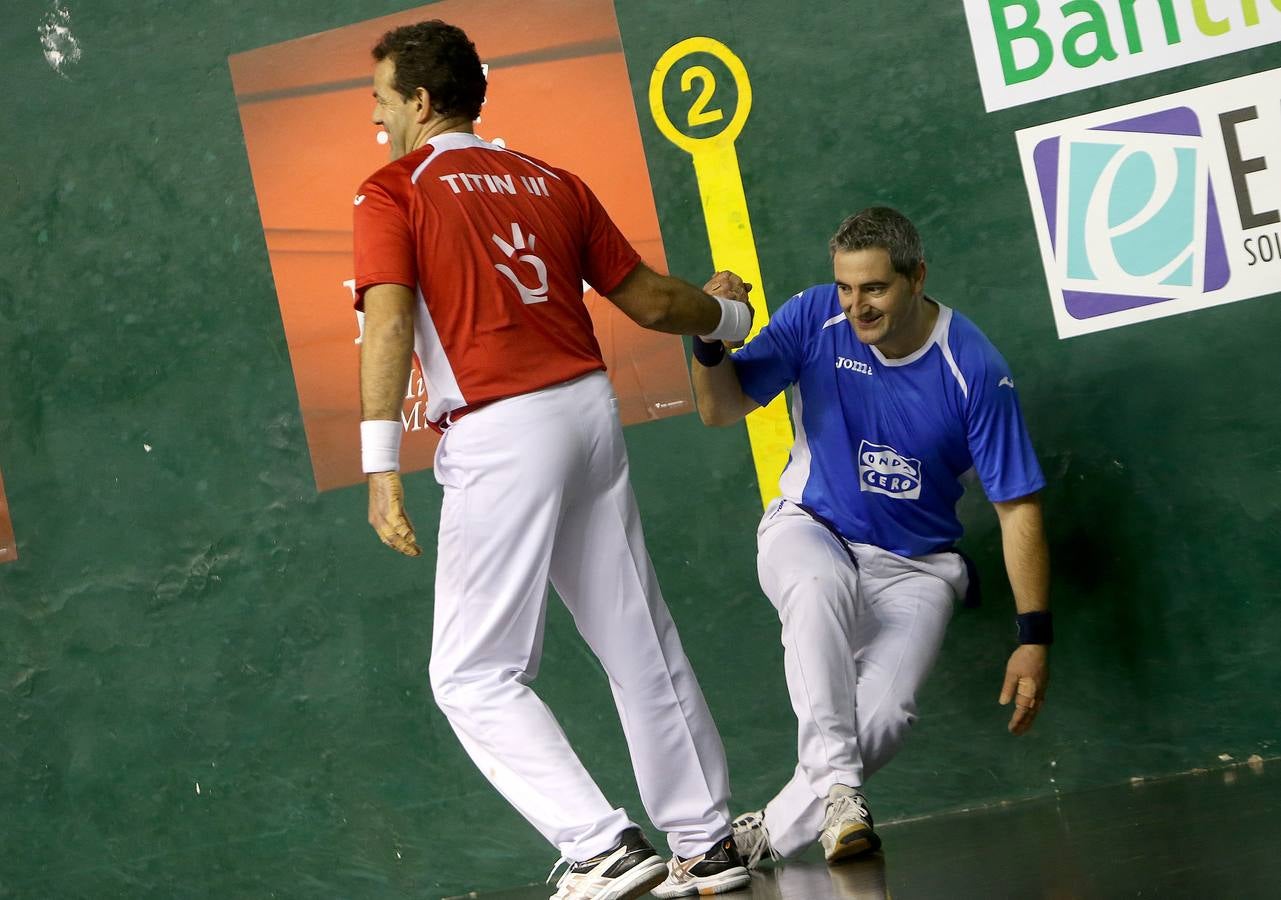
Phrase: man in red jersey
[{"left": 353, "top": 21, "right": 752, "bottom": 900}]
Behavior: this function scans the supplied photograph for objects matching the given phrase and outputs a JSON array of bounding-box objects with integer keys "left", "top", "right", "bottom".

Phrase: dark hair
[
  {"left": 829, "top": 207, "right": 924, "bottom": 277},
  {"left": 371, "top": 20, "right": 487, "bottom": 121}
]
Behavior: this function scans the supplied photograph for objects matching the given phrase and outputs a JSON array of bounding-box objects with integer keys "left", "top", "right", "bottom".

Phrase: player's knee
[
  {"left": 428, "top": 659, "right": 478, "bottom": 714},
  {"left": 429, "top": 663, "right": 528, "bottom": 715},
  {"left": 429, "top": 668, "right": 462, "bottom": 714},
  {"left": 862, "top": 696, "right": 919, "bottom": 747}
]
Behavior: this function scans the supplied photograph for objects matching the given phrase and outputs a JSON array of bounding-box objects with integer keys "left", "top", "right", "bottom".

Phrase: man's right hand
[
  {"left": 702, "top": 270, "right": 756, "bottom": 348},
  {"left": 367, "top": 471, "right": 421, "bottom": 557},
  {"left": 703, "top": 269, "right": 752, "bottom": 302}
]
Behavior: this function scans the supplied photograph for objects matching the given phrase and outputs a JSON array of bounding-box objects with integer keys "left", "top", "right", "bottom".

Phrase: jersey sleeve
[
  {"left": 730, "top": 292, "right": 809, "bottom": 406},
  {"left": 352, "top": 179, "right": 416, "bottom": 310},
  {"left": 965, "top": 347, "right": 1046, "bottom": 503},
  {"left": 571, "top": 176, "right": 642, "bottom": 296}
]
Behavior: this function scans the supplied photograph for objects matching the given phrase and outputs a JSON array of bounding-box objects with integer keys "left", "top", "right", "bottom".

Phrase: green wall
[{"left": 2, "top": 1, "right": 1279, "bottom": 897}]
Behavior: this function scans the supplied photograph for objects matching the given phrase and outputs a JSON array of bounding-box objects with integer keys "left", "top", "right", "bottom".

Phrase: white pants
[
  {"left": 756, "top": 499, "right": 967, "bottom": 857},
  {"left": 428, "top": 372, "right": 732, "bottom": 861}
]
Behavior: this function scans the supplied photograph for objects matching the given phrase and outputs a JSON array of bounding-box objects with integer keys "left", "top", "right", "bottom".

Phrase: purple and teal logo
[{"left": 1032, "top": 106, "right": 1230, "bottom": 321}]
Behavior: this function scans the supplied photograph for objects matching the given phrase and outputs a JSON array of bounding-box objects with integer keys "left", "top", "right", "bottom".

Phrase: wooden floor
[{"left": 467, "top": 759, "right": 1281, "bottom": 899}]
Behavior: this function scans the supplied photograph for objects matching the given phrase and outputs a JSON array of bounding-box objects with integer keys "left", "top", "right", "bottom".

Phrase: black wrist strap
[
  {"left": 691, "top": 337, "right": 727, "bottom": 366},
  {"left": 1016, "top": 610, "right": 1053, "bottom": 645}
]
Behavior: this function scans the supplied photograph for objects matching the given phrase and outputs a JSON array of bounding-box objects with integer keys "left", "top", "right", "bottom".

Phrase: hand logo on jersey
[{"left": 492, "top": 223, "right": 549, "bottom": 305}]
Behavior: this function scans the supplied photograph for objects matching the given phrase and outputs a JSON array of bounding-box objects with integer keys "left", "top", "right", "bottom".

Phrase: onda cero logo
[{"left": 858, "top": 440, "right": 922, "bottom": 501}]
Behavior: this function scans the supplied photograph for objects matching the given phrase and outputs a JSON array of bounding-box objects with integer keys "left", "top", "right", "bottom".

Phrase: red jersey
[{"left": 352, "top": 133, "right": 641, "bottom": 426}]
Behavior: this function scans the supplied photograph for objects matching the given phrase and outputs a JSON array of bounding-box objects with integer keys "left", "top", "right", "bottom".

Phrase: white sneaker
[
  {"left": 730, "top": 810, "right": 780, "bottom": 869},
  {"left": 546, "top": 827, "right": 668, "bottom": 900},
  {"left": 819, "top": 785, "right": 881, "bottom": 864}
]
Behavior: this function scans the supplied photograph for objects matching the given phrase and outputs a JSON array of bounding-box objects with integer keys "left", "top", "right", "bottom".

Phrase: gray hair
[{"left": 829, "top": 207, "right": 924, "bottom": 277}]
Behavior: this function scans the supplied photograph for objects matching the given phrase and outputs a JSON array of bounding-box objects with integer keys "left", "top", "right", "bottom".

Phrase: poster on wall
[
  {"left": 1017, "top": 66, "right": 1281, "bottom": 338},
  {"left": 0, "top": 467, "right": 16, "bottom": 564},
  {"left": 964, "top": 0, "right": 1281, "bottom": 112},
  {"left": 229, "top": 0, "right": 690, "bottom": 491}
]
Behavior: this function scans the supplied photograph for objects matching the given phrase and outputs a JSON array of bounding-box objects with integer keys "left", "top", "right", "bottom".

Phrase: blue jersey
[{"left": 733, "top": 285, "right": 1045, "bottom": 557}]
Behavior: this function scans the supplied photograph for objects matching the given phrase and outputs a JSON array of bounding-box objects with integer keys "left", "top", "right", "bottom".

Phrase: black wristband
[
  {"left": 691, "top": 337, "right": 727, "bottom": 366},
  {"left": 1016, "top": 611, "right": 1053, "bottom": 645}
]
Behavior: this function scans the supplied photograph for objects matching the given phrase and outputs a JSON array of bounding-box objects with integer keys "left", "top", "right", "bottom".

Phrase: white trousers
[
  {"left": 428, "top": 372, "right": 732, "bottom": 861},
  {"left": 756, "top": 499, "right": 967, "bottom": 857}
]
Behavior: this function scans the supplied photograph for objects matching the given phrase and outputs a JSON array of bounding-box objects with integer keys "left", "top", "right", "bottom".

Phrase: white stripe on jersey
[
  {"left": 411, "top": 133, "right": 482, "bottom": 184},
  {"left": 777, "top": 385, "right": 812, "bottom": 502},
  {"left": 410, "top": 132, "right": 565, "bottom": 186},
  {"left": 935, "top": 307, "right": 969, "bottom": 399},
  {"left": 412, "top": 287, "right": 466, "bottom": 420},
  {"left": 866, "top": 304, "right": 968, "bottom": 398},
  {"left": 494, "top": 146, "right": 563, "bottom": 182}
]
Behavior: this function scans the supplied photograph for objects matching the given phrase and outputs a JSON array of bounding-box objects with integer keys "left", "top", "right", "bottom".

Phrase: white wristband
[
  {"left": 699, "top": 295, "right": 751, "bottom": 343},
  {"left": 361, "top": 419, "right": 403, "bottom": 473}
]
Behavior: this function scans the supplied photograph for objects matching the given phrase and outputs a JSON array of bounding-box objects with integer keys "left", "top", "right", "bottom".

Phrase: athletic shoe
[
  {"left": 730, "top": 810, "right": 780, "bottom": 869},
  {"left": 650, "top": 835, "right": 751, "bottom": 897},
  {"left": 820, "top": 785, "right": 881, "bottom": 864},
  {"left": 546, "top": 827, "right": 668, "bottom": 900}
]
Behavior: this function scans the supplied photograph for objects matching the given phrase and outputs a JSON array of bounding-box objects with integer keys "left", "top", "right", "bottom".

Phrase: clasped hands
[{"left": 703, "top": 270, "right": 755, "bottom": 348}]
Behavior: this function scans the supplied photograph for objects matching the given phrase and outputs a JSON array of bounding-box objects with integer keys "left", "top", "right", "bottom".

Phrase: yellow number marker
[{"left": 649, "top": 37, "right": 793, "bottom": 510}]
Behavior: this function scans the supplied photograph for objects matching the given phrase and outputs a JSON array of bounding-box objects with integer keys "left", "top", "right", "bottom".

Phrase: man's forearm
[
  {"left": 360, "top": 286, "right": 416, "bottom": 420},
  {"left": 995, "top": 495, "right": 1050, "bottom": 614},
  {"left": 691, "top": 355, "right": 754, "bottom": 427},
  {"left": 607, "top": 263, "right": 739, "bottom": 336},
  {"left": 651, "top": 278, "right": 725, "bottom": 334}
]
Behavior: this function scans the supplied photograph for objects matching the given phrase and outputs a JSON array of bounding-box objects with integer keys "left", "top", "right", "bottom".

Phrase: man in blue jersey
[{"left": 691, "top": 207, "right": 1053, "bottom": 866}]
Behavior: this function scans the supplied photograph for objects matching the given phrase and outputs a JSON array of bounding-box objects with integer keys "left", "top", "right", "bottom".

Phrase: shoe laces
[
  {"left": 545, "top": 865, "right": 596, "bottom": 900},
  {"left": 733, "top": 812, "right": 780, "bottom": 869},
  {"left": 546, "top": 857, "right": 570, "bottom": 886},
  {"left": 545, "top": 845, "right": 627, "bottom": 899},
  {"left": 827, "top": 790, "right": 872, "bottom": 825}
]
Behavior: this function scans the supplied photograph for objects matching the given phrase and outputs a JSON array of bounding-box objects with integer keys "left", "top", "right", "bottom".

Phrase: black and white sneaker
[
  {"left": 546, "top": 827, "right": 667, "bottom": 900},
  {"left": 650, "top": 835, "right": 751, "bottom": 897}
]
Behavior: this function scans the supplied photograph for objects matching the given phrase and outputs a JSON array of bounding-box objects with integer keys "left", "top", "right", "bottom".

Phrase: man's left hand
[
  {"left": 368, "top": 471, "right": 422, "bottom": 557},
  {"left": 999, "top": 644, "right": 1049, "bottom": 735}
]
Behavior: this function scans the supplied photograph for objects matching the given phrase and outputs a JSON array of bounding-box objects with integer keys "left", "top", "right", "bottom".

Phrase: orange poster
[
  {"left": 229, "top": 0, "right": 691, "bottom": 491},
  {"left": 0, "top": 466, "right": 16, "bottom": 564}
]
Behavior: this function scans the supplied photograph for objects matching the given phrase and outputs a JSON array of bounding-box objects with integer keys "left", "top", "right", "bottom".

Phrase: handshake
[{"left": 701, "top": 269, "right": 756, "bottom": 349}]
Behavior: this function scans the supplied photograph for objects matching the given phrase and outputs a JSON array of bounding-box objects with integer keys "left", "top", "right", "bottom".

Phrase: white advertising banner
[
  {"left": 1017, "top": 67, "right": 1281, "bottom": 338},
  {"left": 965, "top": 0, "right": 1281, "bottom": 111}
]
